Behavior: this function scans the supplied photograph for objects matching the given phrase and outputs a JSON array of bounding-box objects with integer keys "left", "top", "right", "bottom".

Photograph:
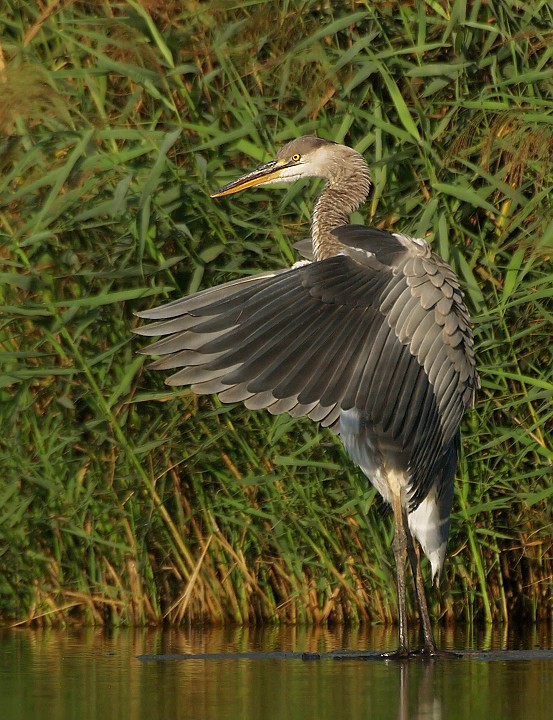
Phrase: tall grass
[{"left": 0, "top": 0, "right": 551, "bottom": 627}]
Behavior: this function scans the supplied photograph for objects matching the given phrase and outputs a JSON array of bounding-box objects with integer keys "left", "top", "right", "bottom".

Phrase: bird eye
[{"left": 291, "top": 153, "right": 301, "bottom": 162}]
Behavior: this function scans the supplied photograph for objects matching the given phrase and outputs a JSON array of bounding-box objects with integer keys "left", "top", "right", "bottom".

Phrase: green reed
[{"left": 0, "top": 0, "right": 551, "bottom": 627}]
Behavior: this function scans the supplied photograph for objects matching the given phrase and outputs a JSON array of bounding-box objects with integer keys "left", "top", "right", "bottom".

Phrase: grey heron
[{"left": 136, "top": 136, "right": 479, "bottom": 657}]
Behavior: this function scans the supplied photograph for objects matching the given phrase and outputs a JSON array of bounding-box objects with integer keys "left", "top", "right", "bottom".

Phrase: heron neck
[{"left": 311, "top": 164, "right": 371, "bottom": 261}]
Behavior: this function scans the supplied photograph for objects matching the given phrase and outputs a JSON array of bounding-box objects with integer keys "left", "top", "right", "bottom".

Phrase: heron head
[{"left": 211, "top": 136, "right": 366, "bottom": 198}]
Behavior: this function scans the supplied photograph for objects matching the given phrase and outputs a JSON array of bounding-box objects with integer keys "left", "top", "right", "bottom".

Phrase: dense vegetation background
[{"left": 0, "top": 0, "right": 551, "bottom": 628}]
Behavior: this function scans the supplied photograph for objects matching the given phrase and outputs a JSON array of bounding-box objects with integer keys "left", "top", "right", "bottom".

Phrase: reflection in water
[
  {"left": 0, "top": 624, "right": 551, "bottom": 720},
  {"left": 137, "top": 620, "right": 549, "bottom": 657},
  {"left": 398, "top": 661, "right": 441, "bottom": 720}
]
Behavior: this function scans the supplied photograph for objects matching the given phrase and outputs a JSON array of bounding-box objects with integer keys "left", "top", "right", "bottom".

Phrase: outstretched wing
[{"left": 136, "top": 226, "right": 478, "bottom": 506}]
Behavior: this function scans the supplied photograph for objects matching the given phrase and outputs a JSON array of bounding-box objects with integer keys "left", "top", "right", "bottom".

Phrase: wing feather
[{"left": 138, "top": 224, "right": 478, "bottom": 509}]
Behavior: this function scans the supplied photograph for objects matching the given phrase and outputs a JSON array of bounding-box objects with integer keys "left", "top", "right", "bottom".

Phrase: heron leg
[
  {"left": 405, "top": 527, "right": 437, "bottom": 654},
  {"left": 390, "top": 493, "right": 410, "bottom": 656}
]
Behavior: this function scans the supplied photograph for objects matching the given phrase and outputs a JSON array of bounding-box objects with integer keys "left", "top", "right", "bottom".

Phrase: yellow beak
[{"left": 210, "top": 160, "right": 288, "bottom": 198}]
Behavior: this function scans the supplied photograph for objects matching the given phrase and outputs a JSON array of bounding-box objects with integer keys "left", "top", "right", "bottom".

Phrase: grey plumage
[{"left": 136, "top": 136, "right": 479, "bottom": 657}]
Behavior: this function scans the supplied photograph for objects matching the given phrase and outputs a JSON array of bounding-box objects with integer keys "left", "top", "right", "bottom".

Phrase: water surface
[{"left": 0, "top": 625, "right": 551, "bottom": 720}]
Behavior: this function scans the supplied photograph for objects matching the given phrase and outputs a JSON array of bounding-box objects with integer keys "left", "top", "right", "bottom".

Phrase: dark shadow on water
[{"left": 137, "top": 647, "right": 553, "bottom": 662}]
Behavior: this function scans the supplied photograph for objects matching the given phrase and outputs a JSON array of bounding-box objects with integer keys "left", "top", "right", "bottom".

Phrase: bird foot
[
  {"left": 380, "top": 646, "right": 463, "bottom": 661},
  {"left": 326, "top": 646, "right": 464, "bottom": 661}
]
